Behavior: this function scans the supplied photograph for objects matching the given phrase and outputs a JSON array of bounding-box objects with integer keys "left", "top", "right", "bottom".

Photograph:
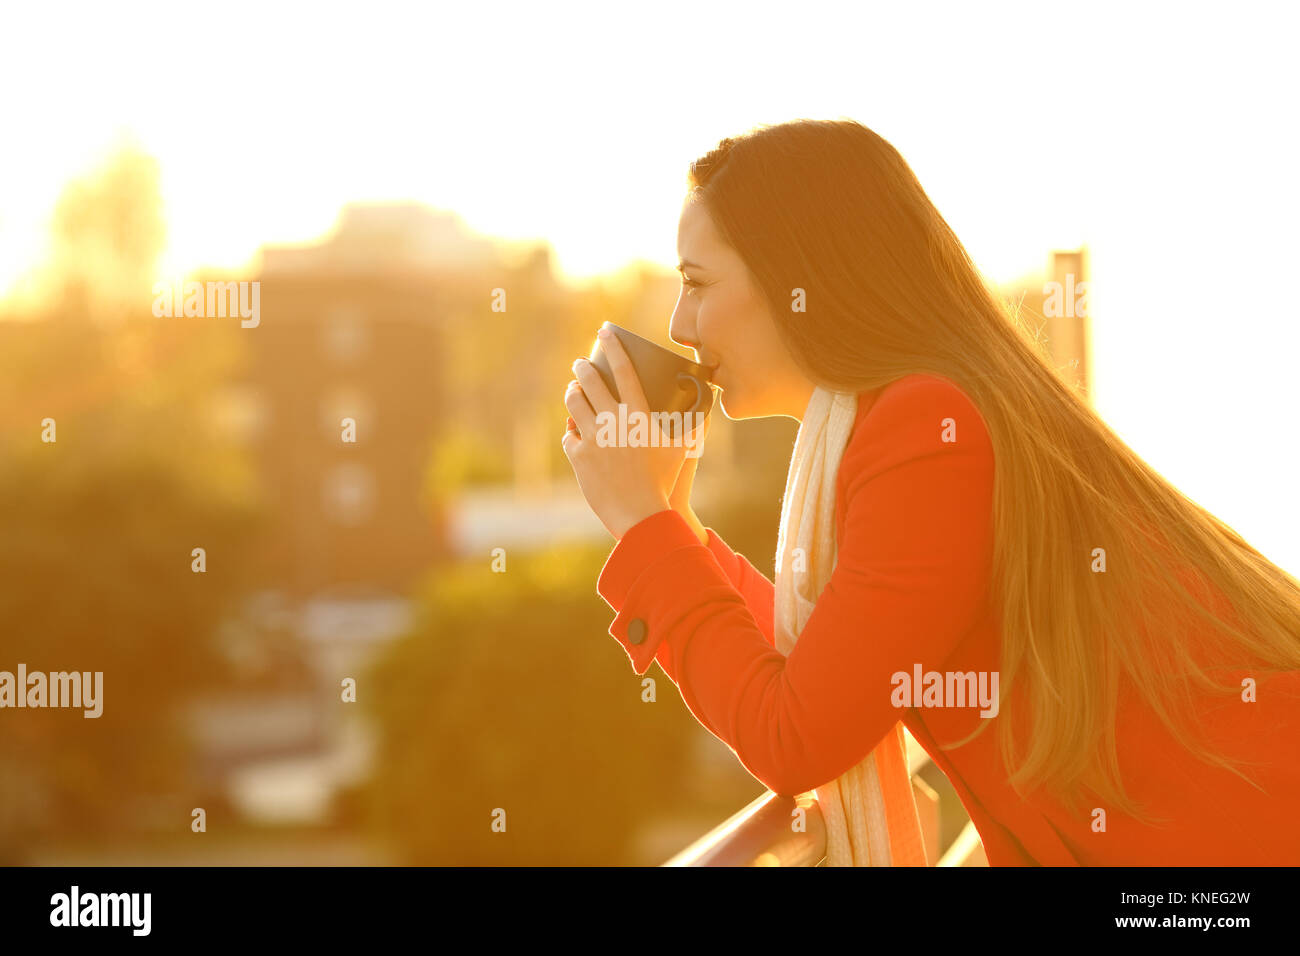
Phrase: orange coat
[{"left": 596, "top": 373, "right": 1300, "bottom": 865}]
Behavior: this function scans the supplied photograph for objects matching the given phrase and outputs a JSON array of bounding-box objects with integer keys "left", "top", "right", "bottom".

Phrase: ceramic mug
[{"left": 586, "top": 322, "right": 715, "bottom": 422}]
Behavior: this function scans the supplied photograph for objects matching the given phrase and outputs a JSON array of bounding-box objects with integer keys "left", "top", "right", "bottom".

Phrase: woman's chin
[
  {"left": 718, "top": 386, "right": 784, "bottom": 422},
  {"left": 717, "top": 389, "right": 744, "bottom": 421}
]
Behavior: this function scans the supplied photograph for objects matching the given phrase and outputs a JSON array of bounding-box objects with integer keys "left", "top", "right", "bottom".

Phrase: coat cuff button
[{"left": 627, "top": 618, "right": 648, "bottom": 645}]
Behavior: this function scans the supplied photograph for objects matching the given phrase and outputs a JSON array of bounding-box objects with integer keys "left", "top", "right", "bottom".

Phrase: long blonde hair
[{"left": 687, "top": 118, "right": 1300, "bottom": 823}]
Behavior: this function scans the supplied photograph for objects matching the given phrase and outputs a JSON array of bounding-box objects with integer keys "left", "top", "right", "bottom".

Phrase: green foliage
[
  {"left": 362, "top": 542, "right": 703, "bottom": 865},
  {"left": 43, "top": 143, "right": 166, "bottom": 320},
  {"left": 422, "top": 427, "right": 513, "bottom": 503},
  {"left": 0, "top": 145, "right": 262, "bottom": 863},
  {"left": 0, "top": 389, "right": 261, "bottom": 862}
]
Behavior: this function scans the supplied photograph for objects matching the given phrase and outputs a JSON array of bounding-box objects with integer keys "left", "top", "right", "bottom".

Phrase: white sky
[{"left": 1, "top": 0, "right": 1297, "bottom": 574}]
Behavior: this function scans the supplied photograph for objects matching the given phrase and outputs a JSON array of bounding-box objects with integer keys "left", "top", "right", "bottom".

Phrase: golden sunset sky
[{"left": 2, "top": 0, "right": 1296, "bottom": 573}]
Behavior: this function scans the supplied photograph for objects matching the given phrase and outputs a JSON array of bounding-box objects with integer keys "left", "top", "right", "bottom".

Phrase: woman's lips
[{"left": 697, "top": 353, "right": 721, "bottom": 388}]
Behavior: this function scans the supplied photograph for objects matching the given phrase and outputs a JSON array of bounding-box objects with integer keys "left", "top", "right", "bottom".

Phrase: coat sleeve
[
  {"left": 596, "top": 377, "right": 996, "bottom": 796},
  {"left": 704, "top": 529, "right": 777, "bottom": 649}
]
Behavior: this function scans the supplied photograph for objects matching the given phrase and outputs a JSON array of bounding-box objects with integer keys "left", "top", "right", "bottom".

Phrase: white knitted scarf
[{"left": 774, "top": 386, "right": 928, "bottom": 867}]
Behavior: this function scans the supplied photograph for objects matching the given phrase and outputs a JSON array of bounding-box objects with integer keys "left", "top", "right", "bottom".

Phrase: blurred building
[
  {"left": 227, "top": 273, "right": 446, "bottom": 597},
  {"left": 1044, "top": 247, "right": 1091, "bottom": 398},
  {"left": 260, "top": 203, "right": 502, "bottom": 276},
  {"left": 997, "top": 247, "right": 1093, "bottom": 401},
  {"left": 196, "top": 202, "right": 570, "bottom": 825}
]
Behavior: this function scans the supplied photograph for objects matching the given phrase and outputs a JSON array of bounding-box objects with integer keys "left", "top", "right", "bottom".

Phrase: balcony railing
[{"left": 663, "top": 732, "right": 988, "bottom": 867}]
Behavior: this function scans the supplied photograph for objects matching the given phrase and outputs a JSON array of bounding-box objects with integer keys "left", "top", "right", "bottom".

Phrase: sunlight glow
[{"left": 2, "top": 0, "right": 1296, "bottom": 572}]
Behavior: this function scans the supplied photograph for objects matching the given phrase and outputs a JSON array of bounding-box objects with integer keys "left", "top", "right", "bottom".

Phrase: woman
[{"left": 560, "top": 119, "right": 1300, "bottom": 866}]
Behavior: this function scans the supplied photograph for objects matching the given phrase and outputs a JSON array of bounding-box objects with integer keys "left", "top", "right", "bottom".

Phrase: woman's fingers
[
  {"left": 598, "top": 330, "right": 650, "bottom": 412},
  {"left": 564, "top": 378, "right": 597, "bottom": 438},
  {"left": 572, "top": 357, "right": 616, "bottom": 416},
  {"left": 560, "top": 425, "right": 579, "bottom": 459},
  {"left": 669, "top": 450, "right": 699, "bottom": 508}
]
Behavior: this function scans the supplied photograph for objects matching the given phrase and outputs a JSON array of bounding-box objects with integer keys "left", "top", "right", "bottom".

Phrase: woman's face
[{"left": 669, "top": 198, "right": 815, "bottom": 421}]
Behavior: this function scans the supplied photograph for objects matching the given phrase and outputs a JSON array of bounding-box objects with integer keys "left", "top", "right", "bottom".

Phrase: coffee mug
[{"left": 587, "top": 322, "right": 715, "bottom": 422}]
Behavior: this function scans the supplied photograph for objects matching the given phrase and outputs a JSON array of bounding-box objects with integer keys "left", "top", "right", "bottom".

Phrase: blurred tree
[
  {"left": 422, "top": 427, "right": 514, "bottom": 508},
  {"left": 44, "top": 140, "right": 166, "bottom": 321},
  {"left": 0, "top": 146, "right": 262, "bottom": 863},
  {"left": 362, "top": 543, "right": 710, "bottom": 865}
]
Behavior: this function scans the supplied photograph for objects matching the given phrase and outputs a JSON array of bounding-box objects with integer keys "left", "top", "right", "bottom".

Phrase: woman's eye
[{"left": 682, "top": 277, "right": 701, "bottom": 295}]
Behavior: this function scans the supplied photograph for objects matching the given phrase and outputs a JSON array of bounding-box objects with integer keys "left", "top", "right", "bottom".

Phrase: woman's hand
[
  {"left": 561, "top": 329, "right": 697, "bottom": 540},
  {"left": 669, "top": 413, "right": 710, "bottom": 545}
]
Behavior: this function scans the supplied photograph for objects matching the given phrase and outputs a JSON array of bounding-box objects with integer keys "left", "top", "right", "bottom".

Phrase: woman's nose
[{"left": 669, "top": 300, "right": 697, "bottom": 352}]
